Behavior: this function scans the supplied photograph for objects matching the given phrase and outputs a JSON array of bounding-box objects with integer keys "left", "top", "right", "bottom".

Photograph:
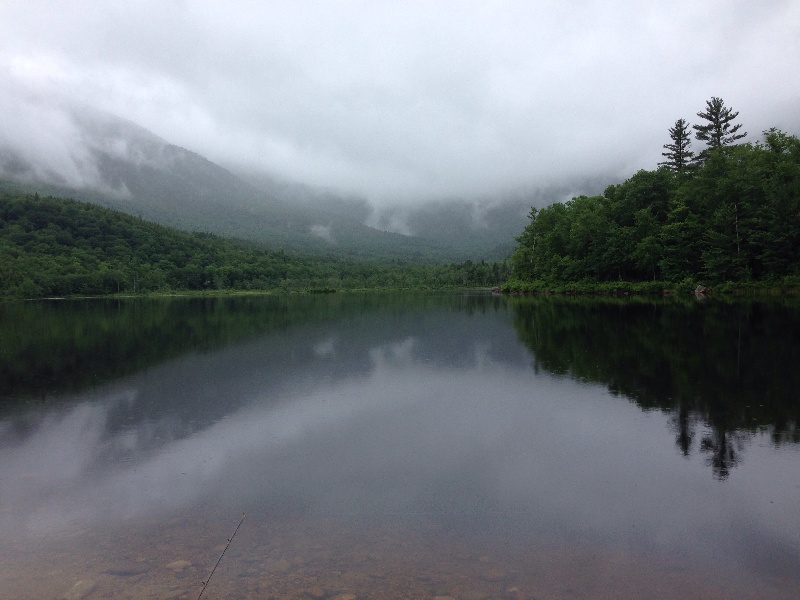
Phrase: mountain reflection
[
  {"left": 509, "top": 296, "right": 800, "bottom": 479},
  {"left": 2, "top": 291, "right": 800, "bottom": 596},
  {"left": 2, "top": 290, "right": 798, "bottom": 542},
  {"left": 1, "top": 293, "right": 536, "bottom": 536},
  {"left": 0, "top": 292, "right": 511, "bottom": 406}
]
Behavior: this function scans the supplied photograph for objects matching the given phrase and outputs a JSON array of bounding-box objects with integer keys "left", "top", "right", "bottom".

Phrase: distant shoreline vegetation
[
  {"left": 0, "top": 192, "right": 509, "bottom": 299},
  {"left": 501, "top": 279, "right": 800, "bottom": 297},
  {"left": 506, "top": 100, "right": 800, "bottom": 296}
]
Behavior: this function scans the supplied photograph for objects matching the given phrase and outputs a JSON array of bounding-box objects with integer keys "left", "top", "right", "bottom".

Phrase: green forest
[
  {"left": 508, "top": 98, "right": 800, "bottom": 292},
  {"left": 0, "top": 192, "right": 509, "bottom": 298},
  {"left": 3, "top": 97, "right": 799, "bottom": 299}
]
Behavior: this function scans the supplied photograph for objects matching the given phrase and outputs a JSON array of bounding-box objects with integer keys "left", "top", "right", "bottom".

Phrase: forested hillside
[
  {"left": 0, "top": 193, "right": 509, "bottom": 298},
  {"left": 0, "top": 108, "right": 519, "bottom": 263},
  {"left": 508, "top": 103, "right": 800, "bottom": 290}
]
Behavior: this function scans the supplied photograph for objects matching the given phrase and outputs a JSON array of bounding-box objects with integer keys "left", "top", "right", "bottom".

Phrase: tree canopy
[
  {"left": 509, "top": 121, "right": 800, "bottom": 289},
  {"left": 693, "top": 96, "right": 747, "bottom": 153},
  {"left": 0, "top": 193, "right": 509, "bottom": 298},
  {"left": 659, "top": 118, "right": 695, "bottom": 173}
]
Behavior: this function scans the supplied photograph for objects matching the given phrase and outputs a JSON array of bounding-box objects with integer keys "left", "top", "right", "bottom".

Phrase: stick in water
[{"left": 197, "top": 512, "right": 246, "bottom": 600}]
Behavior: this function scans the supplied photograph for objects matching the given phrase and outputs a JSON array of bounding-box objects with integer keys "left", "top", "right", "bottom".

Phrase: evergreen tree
[
  {"left": 693, "top": 97, "right": 747, "bottom": 151},
  {"left": 509, "top": 128, "right": 800, "bottom": 287},
  {"left": 659, "top": 118, "right": 695, "bottom": 173}
]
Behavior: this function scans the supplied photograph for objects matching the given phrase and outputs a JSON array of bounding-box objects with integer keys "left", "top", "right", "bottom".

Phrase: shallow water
[{"left": 1, "top": 292, "right": 798, "bottom": 599}]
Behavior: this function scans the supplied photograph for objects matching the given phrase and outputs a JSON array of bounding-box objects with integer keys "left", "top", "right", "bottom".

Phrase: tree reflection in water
[{"left": 510, "top": 296, "right": 800, "bottom": 479}]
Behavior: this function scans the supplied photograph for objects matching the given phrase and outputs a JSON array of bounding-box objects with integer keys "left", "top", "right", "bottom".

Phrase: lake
[{"left": 1, "top": 292, "right": 798, "bottom": 599}]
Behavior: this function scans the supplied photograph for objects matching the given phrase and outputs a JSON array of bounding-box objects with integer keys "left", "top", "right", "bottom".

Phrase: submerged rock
[
  {"left": 165, "top": 559, "right": 192, "bottom": 572},
  {"left": 271, "top": 557, "right": 292, "bottom": 573}
]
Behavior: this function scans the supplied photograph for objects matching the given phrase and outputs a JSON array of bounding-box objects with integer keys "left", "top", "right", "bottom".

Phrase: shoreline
[{"left": 501, "top": 279, "right": 800, "bottom": 298}]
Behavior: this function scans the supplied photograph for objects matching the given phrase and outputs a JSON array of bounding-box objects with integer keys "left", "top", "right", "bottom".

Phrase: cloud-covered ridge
[{"left": 1, "top": 1, "right": 799, "bottom": 205}]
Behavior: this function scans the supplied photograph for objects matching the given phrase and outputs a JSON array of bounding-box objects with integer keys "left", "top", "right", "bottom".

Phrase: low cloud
[
  {"left": 0, "top": 91, "right": 99, "bottom": 189},
  {"left": 1, "top": 1, "right": 799, "bottom": 206},
  {"left": 309, "top": 224, "right": 335, "bottom": 243}
]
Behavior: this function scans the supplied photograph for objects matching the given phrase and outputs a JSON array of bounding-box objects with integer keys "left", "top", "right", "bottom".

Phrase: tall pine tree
[
  {"left": 693, "top": 97, "right": 747, "bottom": 150},
  {"left": 659, "top": 118, "right": 694, "bottom": 173}
]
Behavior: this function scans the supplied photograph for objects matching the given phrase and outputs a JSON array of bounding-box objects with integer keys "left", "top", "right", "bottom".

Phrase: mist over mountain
[
  {"left": 0, "top": 106, "right": 603, "bottom": 262},
  {"left": 235, "top": 164, "right": 602, "bottom": 260},
  {"left": 2, "top": 1, "right": 799, "bottom": 244},
  {"left": 0, "top": 107, "right": 441, "bottom": 260}
]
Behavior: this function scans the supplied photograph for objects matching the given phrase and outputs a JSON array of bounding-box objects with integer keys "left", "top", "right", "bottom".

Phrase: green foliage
[
  {"left": 659, "top": 118, "right": 695, "bottom": 173},
  {"left": 0, "top": 193, "right": 509, "bottom": 298},
  {"left": 511, "top": 128, "right": 800, "bottom": 287},
  {"left": 693, "top": 96, "right": 747, "bottom": 158}
]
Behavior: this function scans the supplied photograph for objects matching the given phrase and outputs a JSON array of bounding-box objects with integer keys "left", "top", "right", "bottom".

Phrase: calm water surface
[{"left": 1, "top": 292, "right": 798, "bottom": 599}]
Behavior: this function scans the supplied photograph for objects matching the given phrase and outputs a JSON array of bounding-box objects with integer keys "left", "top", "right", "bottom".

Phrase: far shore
[{"left": 5, "top": 281, "right": 800, "bottom": 303}]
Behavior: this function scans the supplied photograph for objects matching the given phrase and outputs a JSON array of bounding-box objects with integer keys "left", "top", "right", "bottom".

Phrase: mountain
[
  {"left": 0, "top": 105, "right": 599, "bottom": 262},
  {"left": 2, "top": 107, "right": 460, "bottom": 261}
]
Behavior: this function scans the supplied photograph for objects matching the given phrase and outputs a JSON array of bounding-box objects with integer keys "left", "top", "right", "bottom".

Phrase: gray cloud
[{"left": 1, "top": 0, "right": 799, "bottom": 205}]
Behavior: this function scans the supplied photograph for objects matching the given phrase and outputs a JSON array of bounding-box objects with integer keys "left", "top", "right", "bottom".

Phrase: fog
[{"left": 1, "top": 1, "right": 799, "bottom": 206}]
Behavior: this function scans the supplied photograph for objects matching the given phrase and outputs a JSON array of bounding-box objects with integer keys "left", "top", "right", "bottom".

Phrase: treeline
[
  {"left": 508, "top": 99, "right": 800, "bottom": 290},
  {"left": 0, "top": 192, "right": 509, "bottom": 298}
]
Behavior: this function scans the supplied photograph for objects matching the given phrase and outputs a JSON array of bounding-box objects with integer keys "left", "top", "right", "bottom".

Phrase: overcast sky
[{"left": 1, "top": 0, "right": 799, "bottom": 205}]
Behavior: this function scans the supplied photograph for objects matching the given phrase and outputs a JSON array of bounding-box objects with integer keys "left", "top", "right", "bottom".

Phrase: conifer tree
[
  {"left": 693, "top": 97, "right": 747, "bottom": 150},
  {"left": 659, "top": 118, "right": 694, "bottom": 173}
]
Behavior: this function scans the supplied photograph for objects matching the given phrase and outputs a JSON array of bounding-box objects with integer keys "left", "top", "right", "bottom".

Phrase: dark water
[{"left": 1, "top": 292, "right": 798, "bottom": 599}]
